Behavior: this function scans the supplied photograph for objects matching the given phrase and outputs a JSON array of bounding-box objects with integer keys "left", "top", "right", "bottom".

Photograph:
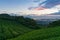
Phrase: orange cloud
[{"left": 34, "top": 7, "right": 46, "bottom": 10}]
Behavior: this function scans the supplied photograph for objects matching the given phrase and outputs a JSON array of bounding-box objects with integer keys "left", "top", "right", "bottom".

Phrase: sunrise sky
[{"left": 0, "top": 0, "right": 60, "bottom": 15}]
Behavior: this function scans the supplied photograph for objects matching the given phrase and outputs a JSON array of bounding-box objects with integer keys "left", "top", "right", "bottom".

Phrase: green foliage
[
  {"left": 0, "top": 19, "right": 33, "bottom": 40},
  {"left": 0, "top": 14, "right": 35, "bottom": 40},
  {"left": 49, "top": 20, "right": 60, "bottom": 27},
  {"left": 9, "top": 26, "right": 60, "bottom": 40},
  {"left": 17, "top": 17, "right": 40, "bottom": 29},
  {"left": 0, "top": 14, "right": 40, "bottom": 29},
  {"left": 1, "top": 14, "right": 60, "bottom": 40}
]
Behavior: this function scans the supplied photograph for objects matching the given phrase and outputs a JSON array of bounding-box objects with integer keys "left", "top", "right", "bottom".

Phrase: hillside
[
  {"left": 0, "top": 18, "right": 33, "bottom": 40},
  {"left": 1, "top": 14, "right": 60, "bottom": 40},
  {"left": 0, "top": 14, "right": 38, "bottom": 40},
  {"left": 9, "top": 26, "right": 60, "bottom": 40}
]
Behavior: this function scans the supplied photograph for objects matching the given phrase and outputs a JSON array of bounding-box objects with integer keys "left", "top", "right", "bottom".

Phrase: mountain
[
  {"left": 24, "top": 13, "right": 60, "bottom": 25},
  {"left": 9, "top": 25, "right": 60, "bottom": 40},
  {"left": 0, "top": 14, "right": 40, "bottom": 40},
  {"left": 24, "top": 11, "right": 60, "bottom": 20},
  {"left": 1, "top": 13, "right": 60, "bottom": 40},
  {"left": 25, "top": 14, "right": 60, "bottom": 20},
  {"left": 0, "top": 19, "right": 32, "bottom": 40}
]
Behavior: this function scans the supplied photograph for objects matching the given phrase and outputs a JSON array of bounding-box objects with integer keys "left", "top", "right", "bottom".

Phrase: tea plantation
[
  {"left": 9, "top": 26, "right": 60, "bottom": 40},
  {"left": 0, "top": 19, "right": 33, "bottom": 40},
  {"left": 0, "top": 14, "right": 60, "bottom": 40}
]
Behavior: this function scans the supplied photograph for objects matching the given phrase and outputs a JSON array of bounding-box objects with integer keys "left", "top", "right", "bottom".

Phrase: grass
[
  {"left": 0, "top": 14, "right": 60, "bottom": 40},
  {"left": 8, "top": 26, "right": 60, "bottom": 40},
  {"left": 44, "top": 36, "right": 60, "bottom": 40},
  {"left": 0, "top": 19, "right": 33, "bottom": 40}
]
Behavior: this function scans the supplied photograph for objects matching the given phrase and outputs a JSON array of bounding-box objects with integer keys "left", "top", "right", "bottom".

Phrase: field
[
  {"left": 0, "top": 14, "right": 60, "bottom": 40},
  {"left": 0, "top": 19, "right": 33, "bottom": 40},
  {"left": 9, "top": 26, "right": 60, "bottom": 40}
]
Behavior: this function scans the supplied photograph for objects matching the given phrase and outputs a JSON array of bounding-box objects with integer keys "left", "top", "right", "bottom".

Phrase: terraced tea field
[
  {"left": 9, "top": 26, "right": 60, "bottom": 40},
  {"left": 0, "top": 19, "right": 32, "bottom": 40},
  {"left": 1, "top": 14, "right": 60, "bottom": 40}
]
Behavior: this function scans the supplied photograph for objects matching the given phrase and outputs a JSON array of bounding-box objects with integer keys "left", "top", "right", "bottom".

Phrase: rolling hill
[
  {"left": 0, "top": 14, "right": 36, "bottom": 40},
  {"left": 1, "top": 14, "right": 60, "bottom": 40},
  {"left": 0, "top": 18, "right": 33, "bottom": 40},
  {"left": 9, "top": 26, "right": 60, "bottom": 40}
]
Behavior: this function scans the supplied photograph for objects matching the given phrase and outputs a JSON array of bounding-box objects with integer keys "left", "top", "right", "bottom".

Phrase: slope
[
  {"left": 9, "top": 26, "right": 60, "bottom": 40},
  {"left": 0, "top": 19, "right": 33, "bottom": 40}
]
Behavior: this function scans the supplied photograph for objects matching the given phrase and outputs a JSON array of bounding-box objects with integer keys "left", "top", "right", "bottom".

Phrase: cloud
[
  {"left": 27, "top": 0, "right": 60, "bottom": 16},
  {"left": 28, "top": 0, "right": 46, "bottom": 10},
  {"left": 22, "top": 5, "right": 60, "bottom": 16},
  {"left": 43, "top": 0, "right": 60, "bottom": 8},
  {"left": 28, "top": 7, "right": 37, "bottom": 10},
  {"left": 48, "top": 5, "right": 60, "bottom": 15},
  {"left": 30, "top": 0, "right": 60, "bottom": 9},
  {"left": 33, "top": 0, "right": 46, "bottom": 3},
  {"left": 33, "top": 0, "right": 40, "bottom": 2},
  {"left": 26, "top": 0, "right": 60, "bottom": 19}
]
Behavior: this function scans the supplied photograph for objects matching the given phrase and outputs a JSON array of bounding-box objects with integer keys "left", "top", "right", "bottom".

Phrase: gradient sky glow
[
  {"left": 0, "top": 0, "right": 36, "bottom": 13},
  {"left": 0, "top": 0, "right": 60, "bottom": 15}
]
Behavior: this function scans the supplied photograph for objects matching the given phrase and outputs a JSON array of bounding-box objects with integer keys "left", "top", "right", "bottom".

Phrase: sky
[
  {"left": 0, "top": 0, "right": 32, "bottom": 12},
  {"left": 0, "top": 0, "right": 38, "bottom": 13},
  {"left": 0, "top": 0, "right": 60, "bottom": 15}
]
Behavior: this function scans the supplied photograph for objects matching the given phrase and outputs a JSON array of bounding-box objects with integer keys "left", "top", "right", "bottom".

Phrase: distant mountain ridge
[{"left": 0, "top": 12, "right": 60, "bottom": 21}]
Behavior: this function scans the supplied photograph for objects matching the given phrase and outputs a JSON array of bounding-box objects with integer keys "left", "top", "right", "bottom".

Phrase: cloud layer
[
  {"left": 29, "top": 0, "right": 60, "bottom": 10},
  {"left": 43, "top": 0, "right": 60, "bottom": 8},
  {"left": 22, "top": 5, "right": 60, "bottom": 16}
]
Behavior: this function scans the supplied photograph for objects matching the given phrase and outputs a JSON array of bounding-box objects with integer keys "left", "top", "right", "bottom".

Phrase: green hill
[
  {"left": 9, "top": 26, "right": 60, "bottom": 40},
  {"left": 0, "top": 14, "right": 36, "bottom": 40},
  {"left": 0, "top": 14, "right": 39, "bottom": 29},
  {"left": 1, "top": 14, "right": 60, "bottom": 40},
  {"left": 0, "top": 19, "right": 33, "bottom": 40}
]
